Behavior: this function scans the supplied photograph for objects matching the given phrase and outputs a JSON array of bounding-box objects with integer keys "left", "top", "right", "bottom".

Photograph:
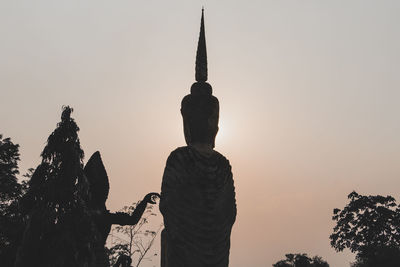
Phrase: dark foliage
[
  {"left": 350, "top": 246, "right": 400, "bottom": 267},
  {"left": 0, "top": 134, "right": 21, "bottom": 200},
  {"left": 0, "top": 135, "right": 26, "bottom": 267},
  {"left": 330, "top": 191, "right": 400, "bottom": 267},
  {"left": 15, "top": 106, "right": 98, "bottom": 267},
  {"left": 272, "top": 253, "right": 329, "bottom": 267}
]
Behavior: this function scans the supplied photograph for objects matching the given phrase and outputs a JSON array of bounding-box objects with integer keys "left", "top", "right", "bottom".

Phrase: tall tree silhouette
[
  {"left": 0, "top": 135, "right": 26, "bottom": 267},
  {"left": 330, "top": 191, "right": 400, "bottom": 267},
  {"left": 15, "top": 106, "right": 97, "bottom": 267}
]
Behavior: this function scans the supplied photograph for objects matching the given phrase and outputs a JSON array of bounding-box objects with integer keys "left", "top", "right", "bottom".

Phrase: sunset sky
[{"left": 1, "top": 1, "right": 400, "bottom": 266}]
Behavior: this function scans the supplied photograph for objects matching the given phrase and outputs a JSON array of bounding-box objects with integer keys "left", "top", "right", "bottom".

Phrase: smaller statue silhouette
[{"left": 84, "top": 151, "right": 160, "bottom": 267}]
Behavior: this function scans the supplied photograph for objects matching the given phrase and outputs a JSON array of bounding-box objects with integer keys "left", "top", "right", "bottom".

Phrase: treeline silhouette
[
  {"left": 1, "top": 106, "right": 400, "bottom": 267},
  {"left": 273, "top": 253, "right": 329, "bottom": 267}
]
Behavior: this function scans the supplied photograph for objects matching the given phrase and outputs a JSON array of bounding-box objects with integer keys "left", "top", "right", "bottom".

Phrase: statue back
[{"left": 160, "top": 146, "right": 236, "bottom": 267}]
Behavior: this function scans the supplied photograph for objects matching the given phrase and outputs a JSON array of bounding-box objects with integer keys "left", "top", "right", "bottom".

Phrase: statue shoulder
[
  {"left": 213, "top": 150, "right": 232, "bottom": 169},
  {"left": 169, "top": 146, "right": 190, "bottom": 156},
  {"left": 166, "top": 146, "right": 191, "bottom": 164}
]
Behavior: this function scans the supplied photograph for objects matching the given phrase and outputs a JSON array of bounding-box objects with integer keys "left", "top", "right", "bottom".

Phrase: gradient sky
[{"left": 1, "top": 1, "right": 400, "bottom": 266}]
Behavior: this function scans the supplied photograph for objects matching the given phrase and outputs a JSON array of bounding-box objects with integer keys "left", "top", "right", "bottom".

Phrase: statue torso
[{"left": 160, "top": 146, "right": 236, "bottom": 267}]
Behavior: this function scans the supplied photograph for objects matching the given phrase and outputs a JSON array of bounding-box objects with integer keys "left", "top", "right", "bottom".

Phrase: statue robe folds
[{"left": 160, "top": 146, "right": 236, "bottom": 267}]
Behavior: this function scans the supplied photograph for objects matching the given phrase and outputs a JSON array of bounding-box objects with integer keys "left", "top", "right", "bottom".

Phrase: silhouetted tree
[
  {"left": 273, "top": 253, "right": 329, "bottom": 267},
  {"left": 15, "top": 106, "right": 97, "bottom": 267},
  {"left": 107, "top": 201, "right": 162, "bottom": 267},
  {"left": 0, "top": 135, "right": 27, "bottom": 266},
  {"left": 0, "top": 134, "right": 21, "bottom": 201},
  {"left": 330, "top": 191, "right": 400, "bottom": 267}
]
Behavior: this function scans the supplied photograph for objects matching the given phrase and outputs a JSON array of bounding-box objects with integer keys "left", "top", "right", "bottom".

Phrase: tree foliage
[
  {"left": 330, "top": 191, "right": 400, "bottom": 266},
  {"left": 272, "top": 253, "right": 329, "bottom": 267},
  {"left": 15, "top": 106, "right": 98, "bottom": 267},
  {"left": 0, "top": 134, "right": 21, "bottom": 201},
  {"left": 0, "top": 135, "right": 27, "bottom": 267}
]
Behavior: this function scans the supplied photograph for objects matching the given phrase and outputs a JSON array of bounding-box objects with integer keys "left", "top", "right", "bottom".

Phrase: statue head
[
  {"left": 181, "top": 82, "right": 219, "bottom": 148},
  {"left": 83, "top": 151, "right": 109, "bottom": 210},
  {"left": 181, "top": 9, "right": 219, "bottom": 148}
]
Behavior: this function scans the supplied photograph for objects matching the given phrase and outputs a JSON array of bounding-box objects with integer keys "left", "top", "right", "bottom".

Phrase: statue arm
[
  {"left": 108, "top": 193, "right": 160, "bottom": 226},
  {"left": 108, "top": 202, "right": 146, "bottom": 226}
]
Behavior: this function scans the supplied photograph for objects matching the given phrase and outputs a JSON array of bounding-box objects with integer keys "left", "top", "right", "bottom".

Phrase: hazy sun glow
[{"left": 216, "top": 119, "right": 229, "bottom": 145}]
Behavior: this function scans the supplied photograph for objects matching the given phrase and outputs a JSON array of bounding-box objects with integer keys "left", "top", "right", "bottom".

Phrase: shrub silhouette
[
  {"left": 273, "top": 253, "right": 329, "bottom": 267},
  {"left": 330, "top": 191, "right": 400, "bottom": 267}
]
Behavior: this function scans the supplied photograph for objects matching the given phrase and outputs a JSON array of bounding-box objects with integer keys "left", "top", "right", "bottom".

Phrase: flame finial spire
[{"left": 195, "top": 8, "right": 207, "bottom": 82}]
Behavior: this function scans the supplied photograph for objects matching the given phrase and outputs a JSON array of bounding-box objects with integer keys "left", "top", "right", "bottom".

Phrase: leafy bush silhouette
[
  {"left": 273, "top": 253, "right": 329, "bottom": 267},
  {"left": 330, "top": 191, "right": 400, "bottom": 267}
]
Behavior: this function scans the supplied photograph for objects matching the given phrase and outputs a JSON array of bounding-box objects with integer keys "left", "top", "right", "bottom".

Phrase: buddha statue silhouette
[{"left": 160, "top": 9, "right": 237, "bottom": 267}]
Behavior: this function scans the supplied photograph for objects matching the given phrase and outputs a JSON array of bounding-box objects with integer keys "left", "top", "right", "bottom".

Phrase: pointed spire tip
[{"left": 195, "top": 8, "right": 207, "bottom": 83}]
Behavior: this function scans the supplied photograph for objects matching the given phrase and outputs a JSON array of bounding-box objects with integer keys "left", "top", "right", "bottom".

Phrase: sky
[{"left": 1, "top": 1, "right": 400, "bottom": 266}]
